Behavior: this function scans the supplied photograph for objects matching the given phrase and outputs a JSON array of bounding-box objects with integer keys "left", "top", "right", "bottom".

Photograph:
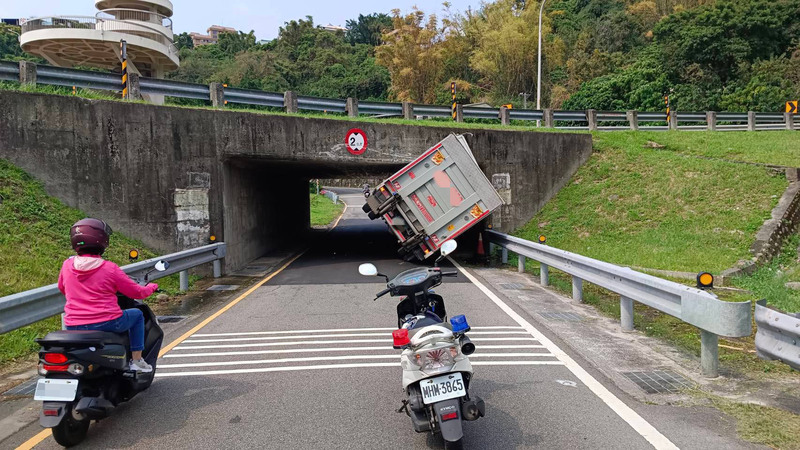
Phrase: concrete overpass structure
[{"left": 0, "top": 90, "right": 592, "bottom": 271}]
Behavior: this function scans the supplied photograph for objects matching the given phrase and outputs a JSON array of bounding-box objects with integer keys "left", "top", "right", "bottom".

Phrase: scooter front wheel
[{"left": 51, "top": 410, "right": 90, "bottom": 447}]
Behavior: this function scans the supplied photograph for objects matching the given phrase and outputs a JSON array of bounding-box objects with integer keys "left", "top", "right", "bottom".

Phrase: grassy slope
[
  {"left": 0, "top": 159, "right": 186, "bottom": 364},
  {"left": 515, "top": 131, "right": 787, "bottom": 272},
  {"left": 310, "top": 194, "right": 344, "bottom": 226}
]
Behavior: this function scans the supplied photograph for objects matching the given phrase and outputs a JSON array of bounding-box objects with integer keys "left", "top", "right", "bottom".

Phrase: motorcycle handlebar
[
  {"left": 441, "top": 271, "right": 459, "bottom": 277},
  {"left": 374, "top": 287, "right": 392, "bottom": 300}
]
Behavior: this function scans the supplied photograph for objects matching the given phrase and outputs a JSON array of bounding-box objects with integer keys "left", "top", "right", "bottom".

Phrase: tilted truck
[{"left": 362, "top": 134, "right": 504, "bottom": 261}]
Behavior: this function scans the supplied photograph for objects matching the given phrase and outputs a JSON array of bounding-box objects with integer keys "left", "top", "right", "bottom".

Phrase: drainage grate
[
  {"left": 500, "top": 283, "right": 527, "bottom": 290},
  {"left": 2, "top": 378, "right": 37, "bottom": 397},
  {"left": 539, "top": 312, "right": 585, "bottom": 322},
  {"left": 207, "top": 285, "right": 240, "bottom": 291},
  {"left": 157, "top": 316, "right": 187, "bottom": 323},
  {"left": 622, "top": 370, "right": 694, "bottom": 394}
]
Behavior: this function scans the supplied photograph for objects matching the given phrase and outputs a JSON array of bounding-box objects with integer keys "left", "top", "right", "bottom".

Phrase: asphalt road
[{"left": 7, "top": 190, "right": 749, "bottom": 449}]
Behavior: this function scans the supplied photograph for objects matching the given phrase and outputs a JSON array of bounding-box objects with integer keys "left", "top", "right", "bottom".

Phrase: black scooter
[{"left": 34, "top": 260, "right": 168, "bottom": 447}]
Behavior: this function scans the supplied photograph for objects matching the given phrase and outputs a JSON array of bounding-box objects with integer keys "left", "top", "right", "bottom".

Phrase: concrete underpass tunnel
[{"left": 222, "top": 157, "right": 403, "bottom": 271}]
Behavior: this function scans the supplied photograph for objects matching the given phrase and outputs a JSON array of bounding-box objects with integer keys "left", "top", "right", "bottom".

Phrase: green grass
[
  {"left": 596, "top": 131, "right": 800, "bottom": 167},
  {"left": 733, "top": 234, "right": 800, "bottom": 313},
  {"left": 310, "top": 194, "right": 344, "bottom": 226},
  {"left": 702, "top": 392, "right": 800, "bottom": 450},
  {"left": 515, "top": 132, "right": 788, "bottom": 272},
  {"left": 0, "top": 159, "right": 192, "bottom": 365}
]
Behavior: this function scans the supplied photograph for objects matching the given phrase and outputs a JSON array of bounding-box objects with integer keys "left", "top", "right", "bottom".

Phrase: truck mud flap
[{"left": 433, "top": 398, "right": 463, "bottom": 442}]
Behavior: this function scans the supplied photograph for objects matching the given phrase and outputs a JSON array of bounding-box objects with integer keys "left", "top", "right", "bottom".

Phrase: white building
[{"left": 20, "top": 0, "right": 179, "bottom": 80}]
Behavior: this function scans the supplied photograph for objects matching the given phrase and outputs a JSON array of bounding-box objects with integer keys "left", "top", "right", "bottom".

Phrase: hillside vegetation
[
  {"left": 515, "top": 131, "right": 790, "bottom": 272},
  {"left": 0, "top": 159, "right": 185, "bottom": 364}
]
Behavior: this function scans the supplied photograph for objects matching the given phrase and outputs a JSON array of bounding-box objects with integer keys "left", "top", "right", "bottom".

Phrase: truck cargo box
[{"left": 363, "top": 134, "right": 504, "bottom": 260}]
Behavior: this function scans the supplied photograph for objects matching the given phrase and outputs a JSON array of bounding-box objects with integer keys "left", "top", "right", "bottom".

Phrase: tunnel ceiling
[{"left": 225, "top": 156, "right": 405, "bottom": 179}]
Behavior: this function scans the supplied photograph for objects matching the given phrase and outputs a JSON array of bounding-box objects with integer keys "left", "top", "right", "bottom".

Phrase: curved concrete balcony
[
  {"left": 96, "top": 9, "right": 173, "bottom": 39},
  {"left": 95, "top": 0, "right": 173, "bottom": 17},
  {"left": 20, "top": 16, "right": 179, "bottom": 75}
]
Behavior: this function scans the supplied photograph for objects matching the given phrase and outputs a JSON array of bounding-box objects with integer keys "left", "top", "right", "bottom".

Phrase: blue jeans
[{"left": 66, "top": 309, "right": 145, "bottom": 352}]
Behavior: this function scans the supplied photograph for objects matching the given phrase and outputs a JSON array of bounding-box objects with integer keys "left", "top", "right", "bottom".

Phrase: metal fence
[
  {"left": 755, "top": 300, "right": 800, "bottom": 371},
  {"left": 0, "top": 243, "right": 226, "bottom": 335},
  {"left": 486, "top": 230, "right": 752, "bottom": 378},
  {"left": 3, "top": 60, "right": 798, "bottom": 132}
]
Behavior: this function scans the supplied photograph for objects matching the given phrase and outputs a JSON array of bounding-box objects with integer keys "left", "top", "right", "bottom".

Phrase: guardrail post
[
  {"left": 540, "top": 263, "right": 549, "bottom": 286},
  {"left": 700, "top": 330, "right": 719, "bottom": 378},
  {"left": 128, "top": 73, "right": 141, "bottom": 100},
  {"left": 213, "top": 259, "right": 222, "bottom": 278},
  {"left": 284, "top": 91, "right": 298, "bottom": 113},
  {"left": 785, "top": 112, "right": 796, "bottom": 131},
  {"left": 586, "top": 109, "right": 598, "bottom": 131},
  {"left": 210, "top": 82, "right": 225, "bottom": 108},
  {"left": 455, "top": 104, "right": 464, "bottom": 123},
  {"left": 500, "top": 106, "right": 511, "bottom": 126},
  {"left": 19, "top": 61, "right": 36, "bottom": 85},
  {"left": 402, "top": 102, "right": 414, "bottom": 120},
  {"left": 572, "top": 277, "right": 583, "bottom": 302},
  {"left": 669, "top": 110, "right": 678, "bottom": 131},
  {"left": 518, "top": 255, "right": 525, "bottom": 273},
  {"left": 747, "top": 111, "right": 756, "bottom": 131},
  {"left": 620, "top": 296, "right": 634, "bottom": 331},
  {"left": 543, "top": 108, "right": 554, "bottom": 128},
  {"left": 179, "top": 270, "right": 189, "bottom": 292},
  {"left": 626, "top": 110, "right": 639, "bottom": 131},
  {"left": 706, "top": 111, "right": 717, "bottom": 131},
  {"left": 501, "top": 247, "right": 508, "bottom": 264},
  {"left": 346, "top": 97, "right": 359, "bottom": 118}
]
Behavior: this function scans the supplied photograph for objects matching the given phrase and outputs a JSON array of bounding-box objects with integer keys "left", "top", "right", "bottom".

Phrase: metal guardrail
[
  {"left": 2, "top": 60, "right": 798, "bottom": 132},
  {"left": 755, "top": 300, "right": 800, "bottom": 371},
  {"left": 0, "top": 243, "right": 226, "bottom": 335},
  {"left": 486, "top": 230, "right": 752, "bottom": 378}
]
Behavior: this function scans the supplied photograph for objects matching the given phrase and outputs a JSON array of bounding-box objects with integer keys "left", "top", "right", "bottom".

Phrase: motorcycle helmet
[{"left": 70, "top": 218, "right": 112, "bottom": 255}]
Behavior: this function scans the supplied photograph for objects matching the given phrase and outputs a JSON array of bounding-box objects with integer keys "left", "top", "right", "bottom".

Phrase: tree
[
  {"left": 174, "top": 32, "right": 194, "bottom": 51},
  {"left": 217, "top": 30, "right": 257, "bottom": 56},
  {"left": 375, "top": 8, "right": 444, "bottom": 103},
  {"left": 346, "top": 13, "right": 392, "bottom": 46}
]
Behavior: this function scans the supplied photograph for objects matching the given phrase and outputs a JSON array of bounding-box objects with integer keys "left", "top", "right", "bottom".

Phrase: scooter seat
[{"left": 36, "top": 330, "right": 128, "bottom": 348}]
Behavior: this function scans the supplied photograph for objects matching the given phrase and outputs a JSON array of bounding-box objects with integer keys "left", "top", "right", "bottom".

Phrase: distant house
[
  {"left": 190, "top": 25, "right": 237, "bottom": 47},
  {"left": 1, "top": 18, "right": 20, "bottom": 26},
  {"left": 322, "top": 24, "right": 346, "bottom": 33}
]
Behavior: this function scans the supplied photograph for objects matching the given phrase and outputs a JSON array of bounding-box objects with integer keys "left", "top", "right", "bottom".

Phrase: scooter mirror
[
  {"left": 358, "top": 263, "right": 378, "bottom": 277},
  {"left": 154, "top": 260, "right": 170, "bottom": 272},
  {"left": 440, "top": 240, "right": 458, "bottom": 257}
]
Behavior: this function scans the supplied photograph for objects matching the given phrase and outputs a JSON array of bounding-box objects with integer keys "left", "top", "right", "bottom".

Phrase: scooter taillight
[
  {"left": 42, "top": 364, "right": 69, "bottom": 372},
  {"left": 441, "top": 412, "right": 458, "bottom": 421},
  {"left": 43, "top": 409, "right": 61, "bottom": 416},
  {"left": 43, "top": 353, "right": 68, "bottom": 364}
]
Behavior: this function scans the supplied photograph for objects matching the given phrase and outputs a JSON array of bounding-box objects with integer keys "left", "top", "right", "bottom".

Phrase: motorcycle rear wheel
[
  {"left": 444, "top": 438, "right": 463, "bottom": 450},
  {"left": 52, "top": 412, "right": 90, "bottom": 447}
]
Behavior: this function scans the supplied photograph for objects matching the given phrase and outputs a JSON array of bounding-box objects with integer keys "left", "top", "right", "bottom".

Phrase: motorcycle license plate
[
  {"left": 420, "top": 373, "right": 465, "bottom": 405},
  {"left": 34, "top": 379, "right": 78, "bottom": 402}
]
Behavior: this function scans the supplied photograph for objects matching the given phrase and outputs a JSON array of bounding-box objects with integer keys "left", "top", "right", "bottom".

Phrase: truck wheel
[
  {"left": 52, "top": 412, "right": 90, "bottom": 447},
  {"left": 362, "top": 203, "right": 371, "bottom": 213},
  {"left": 368, "top": 211, "right": 378, "bottom": 220}
]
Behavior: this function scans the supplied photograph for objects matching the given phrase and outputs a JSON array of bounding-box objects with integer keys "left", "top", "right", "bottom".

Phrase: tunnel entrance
[{"left": 222, "top": 157, "right": 403, "bottom": 271}]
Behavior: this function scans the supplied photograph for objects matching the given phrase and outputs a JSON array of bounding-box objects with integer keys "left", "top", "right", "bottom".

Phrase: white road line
[
  {"left": 158, "top": 353, "right": 558, "bottom": 369},
  {"left": 163, "top": 344, "right": 548, "bottom": 358},
  {"left": 450, "top": 258, "right": 678, "bottom": 450},
  {"left": 183, "top": 330, "right": 532, "bottom": 343},
  {"left": 154, "top": 360, "right": 566, "bottom": 377},
  {"left": 191, "top": 325, "right": 523, "bottom": 338},
  {"left": 174, "top": 337, "right": 539, "bottom": 350}
]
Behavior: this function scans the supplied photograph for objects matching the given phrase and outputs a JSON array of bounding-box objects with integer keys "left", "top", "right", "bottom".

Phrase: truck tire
[
  {"left": 368, "top": 211, "right": 378, "bottom": 220},
  {"left": 362, "top": 203, "right": 371, "bottom": 213}
]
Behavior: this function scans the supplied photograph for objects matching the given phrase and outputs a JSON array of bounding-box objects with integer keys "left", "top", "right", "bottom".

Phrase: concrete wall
[{"left": 0, "top": 90, "right": 592, "bottom": 271}]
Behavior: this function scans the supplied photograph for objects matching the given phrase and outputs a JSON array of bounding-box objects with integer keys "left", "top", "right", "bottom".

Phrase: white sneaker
[{"left": 129, "top": 358, "right": 153, "bottom": 373}]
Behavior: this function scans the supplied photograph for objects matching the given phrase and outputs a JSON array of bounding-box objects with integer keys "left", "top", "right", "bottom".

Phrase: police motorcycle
[{"left": 358, "top": 240, "right": 485, "bottom": 450}]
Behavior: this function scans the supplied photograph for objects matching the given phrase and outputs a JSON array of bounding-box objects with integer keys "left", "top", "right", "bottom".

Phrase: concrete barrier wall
[{"left": 0, "top": 90, "right": 592, "bottom": 270}]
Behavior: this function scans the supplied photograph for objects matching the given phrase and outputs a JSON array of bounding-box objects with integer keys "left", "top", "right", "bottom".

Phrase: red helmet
[{"left": 70, "top": 218, "right": 112, "bottom": 254}]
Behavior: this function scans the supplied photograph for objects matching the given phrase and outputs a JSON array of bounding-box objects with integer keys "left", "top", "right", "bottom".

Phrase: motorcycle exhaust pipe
[{"left": 460, "top": 336, "right": 475, "bottom": 355}]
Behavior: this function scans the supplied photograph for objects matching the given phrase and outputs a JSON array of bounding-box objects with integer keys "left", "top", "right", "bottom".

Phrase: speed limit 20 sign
[{"left": 345, "top": 128, "right": 368, "bottom": 155}]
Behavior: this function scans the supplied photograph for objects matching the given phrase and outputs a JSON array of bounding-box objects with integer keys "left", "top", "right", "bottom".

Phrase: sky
[{"left": 1, "top": 0, "right": 484, "bottom": 40}]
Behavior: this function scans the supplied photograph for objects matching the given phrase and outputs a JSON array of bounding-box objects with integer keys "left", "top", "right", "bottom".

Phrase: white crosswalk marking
[{"left": 155, "top": 325, "right": 564, "bottom": 377}]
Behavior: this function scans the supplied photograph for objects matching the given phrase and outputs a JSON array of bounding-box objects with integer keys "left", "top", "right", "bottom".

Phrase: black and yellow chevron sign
[
  {"left": 120, "top": 40, "right": 128, "bottom": 100},
  {"left": 786, "top": 101, "right": 798, "bottom": 114}
]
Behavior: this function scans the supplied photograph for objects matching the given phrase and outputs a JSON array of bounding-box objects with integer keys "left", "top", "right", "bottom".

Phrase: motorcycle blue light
[{"left": 450, "top": 315, "right": 469, "bottom": 333}]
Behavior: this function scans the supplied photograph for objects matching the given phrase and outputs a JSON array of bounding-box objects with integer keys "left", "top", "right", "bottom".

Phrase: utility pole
[
  {"left": 536, "top": 0, "right": 547, "bottom": 126},
  {"left": 519, "top": 92, "right": 530, "bottom": 109}
]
